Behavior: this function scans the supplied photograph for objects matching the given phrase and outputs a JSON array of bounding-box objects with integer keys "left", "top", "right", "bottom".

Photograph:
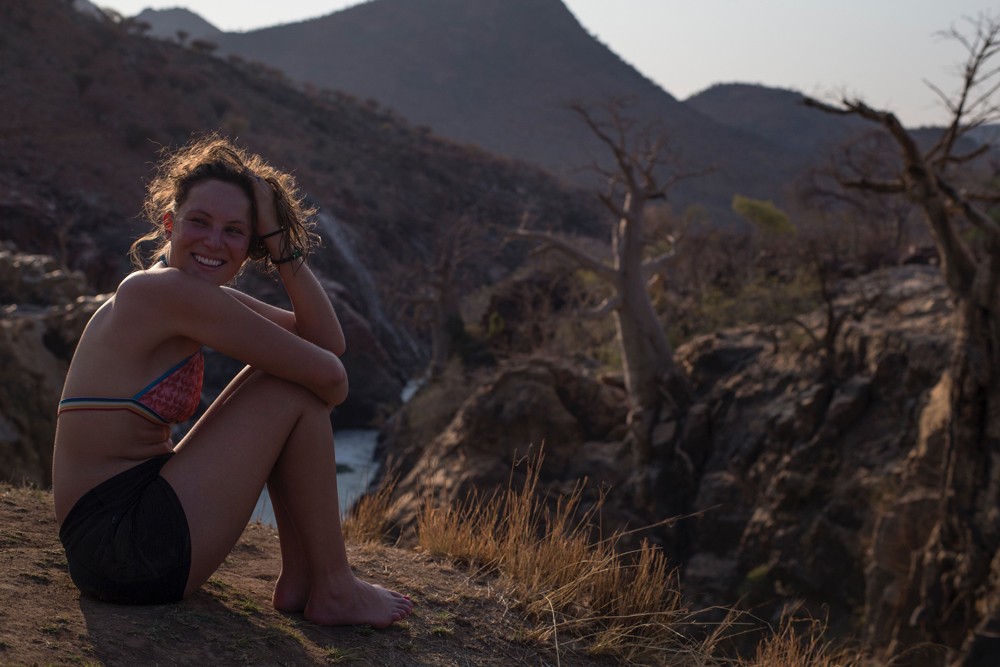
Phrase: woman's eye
[{"left": 227, "top": 227, "right": 246, "bottom": 236}]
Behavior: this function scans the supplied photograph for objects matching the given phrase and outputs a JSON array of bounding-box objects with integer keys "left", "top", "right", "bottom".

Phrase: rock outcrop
[
  {"left": 380, "top": 357, "right": 630, "bottom": 535},
  {"left": 679, "top": 265, "right": 953, "bottom": 637},
  {"left": 378, "top": 264, "right": 955, "bottom": 647},
  {"left": 0, "top": 242, "right": 99, "bottom": 486}
]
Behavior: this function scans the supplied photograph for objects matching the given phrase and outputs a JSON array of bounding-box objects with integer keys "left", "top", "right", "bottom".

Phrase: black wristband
[
  {"left": 271, "top": 249, "right": 303, "bottom": 265},
  {"left": 259, "top": 228, "right": 284, "bottom": 240}
]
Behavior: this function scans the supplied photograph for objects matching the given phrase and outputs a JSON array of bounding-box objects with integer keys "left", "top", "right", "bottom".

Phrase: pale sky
[{"left": 94, "top": 0, "right": 999, "bottom": 128}]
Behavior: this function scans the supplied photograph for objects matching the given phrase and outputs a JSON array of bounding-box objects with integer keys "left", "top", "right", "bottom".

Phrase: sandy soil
[{"left": 0, "top": 483, "right": 619, "bottom": 666}]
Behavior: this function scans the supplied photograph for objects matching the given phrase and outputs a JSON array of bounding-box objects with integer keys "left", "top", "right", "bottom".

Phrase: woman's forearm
[
  {"left": 253, "top": 176, "right": 346, "bottom": 356},
  {"left": 275, "top": 259, "right": 346, "bottom": 355}
]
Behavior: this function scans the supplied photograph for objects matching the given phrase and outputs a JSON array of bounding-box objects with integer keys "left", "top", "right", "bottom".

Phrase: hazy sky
[{"left": 94, "top": 0, "right": 999, "bottom": 127}]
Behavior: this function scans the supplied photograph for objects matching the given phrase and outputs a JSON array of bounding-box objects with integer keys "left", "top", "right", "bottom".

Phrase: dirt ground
[{"left": 0, "top": 483, "right": 621, "bottom": 666}]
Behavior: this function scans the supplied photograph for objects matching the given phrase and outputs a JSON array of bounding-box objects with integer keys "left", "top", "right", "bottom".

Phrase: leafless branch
[
  {"left": 587, "top": 294, "right": 621, "bottom": 319},
  {"left": 597, "top": 192, "right": 627, "bottom": 221},
  {"left": 569, "top": 99, "right": 638, "bottom": 191},
  {"left": 939, "top": 143, "right": 992, "bottom": 166},
  {"left": 937, "top": 176, "right": 1000, "bottom": 236},
  {"left": 506, "top": 228, "right": 616, "bottom": 283},
  {"left": 840, "top": 177, "right": 907, "bottom": 194},
  {"left": 642, "top": 249, "right": 677, "bottom": 277},
  {"left": 927, "top": 13, "right": 1000, "bottom": 159}
]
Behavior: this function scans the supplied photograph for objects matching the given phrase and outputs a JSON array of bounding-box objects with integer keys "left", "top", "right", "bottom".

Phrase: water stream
[
  {"left": 251, "top": 429, "right": 380, "bottom": 526},
  {"left": 249, "top": 212, "right": 424, "bottom": 528}
]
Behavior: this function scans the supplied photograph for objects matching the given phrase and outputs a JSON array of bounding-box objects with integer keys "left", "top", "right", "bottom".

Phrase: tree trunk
[
  {"left": 613, "top": 282, "right": 676, "bottom": 461},
  {"left": 882, "top": 256, "right": 1000, "bottom": 666},
  {"left": 613, "top": 195, "right": 689, "bottom": 468}
]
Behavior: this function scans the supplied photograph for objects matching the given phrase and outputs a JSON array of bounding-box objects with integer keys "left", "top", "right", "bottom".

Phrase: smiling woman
[
  {"left": 166, "top": 179, "right": 253, "bottom": 277},
  {"left": 51, "top": 134, "right": 413, "bottom": 628},
  {"left": 131, "top": 135, "right": 316, "bottom": 273}
]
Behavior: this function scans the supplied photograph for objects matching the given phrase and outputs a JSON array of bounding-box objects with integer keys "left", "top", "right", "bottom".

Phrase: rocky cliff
[
  {"left": 378, "top": 264, "right": 953, "bottom": 651},
  {"left": 0, "top": 242, "right": 101, "bottom": 486}
]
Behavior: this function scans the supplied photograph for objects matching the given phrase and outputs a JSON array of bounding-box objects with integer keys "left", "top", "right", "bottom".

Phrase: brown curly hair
[{"left": 130, "top": 133, "right": 318, "bottom": 271}]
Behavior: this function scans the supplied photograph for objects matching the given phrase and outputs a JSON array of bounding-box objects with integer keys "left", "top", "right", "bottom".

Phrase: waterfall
[{"left": 314, "top": 211, "right": 422, "bottom": 366}]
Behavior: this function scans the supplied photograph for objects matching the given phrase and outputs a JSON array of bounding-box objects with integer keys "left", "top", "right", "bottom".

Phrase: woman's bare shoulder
[
  {"left": 117, "top": 266, "right": 178, "bottom": 290},
  {"left": 115, "top": 267, "right": 215, "bottom": 305}
]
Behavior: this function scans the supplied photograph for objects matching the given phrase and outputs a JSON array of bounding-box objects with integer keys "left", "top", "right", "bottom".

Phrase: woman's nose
[{"left": 204, "top": 227, "right": 223, "bottom": 248}]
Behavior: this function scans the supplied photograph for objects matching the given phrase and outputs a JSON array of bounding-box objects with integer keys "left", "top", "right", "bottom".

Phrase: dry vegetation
[
  {"left": 0, "top": 465, "right": 869, "bottom": 666},
  {"left": 342, "top": 453, "right": 870, "bottom": 666}
]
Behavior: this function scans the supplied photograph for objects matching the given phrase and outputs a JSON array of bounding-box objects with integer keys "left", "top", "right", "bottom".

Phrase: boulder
[
  {"left": 383, "top": 357, "right": 628, "bottom": 533},
  {"left": 0, "top": 243, "right": 87, "bottom": 305}
]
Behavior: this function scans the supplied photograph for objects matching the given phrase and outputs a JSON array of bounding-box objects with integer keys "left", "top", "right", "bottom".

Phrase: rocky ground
[{"left": 0, "top": 482, "right": 623, "bottom": 667}]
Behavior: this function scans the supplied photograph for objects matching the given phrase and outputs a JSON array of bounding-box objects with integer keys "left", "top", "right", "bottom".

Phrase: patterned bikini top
[{"left": 58, "top": 349, "right": 204, "bottom": 426}]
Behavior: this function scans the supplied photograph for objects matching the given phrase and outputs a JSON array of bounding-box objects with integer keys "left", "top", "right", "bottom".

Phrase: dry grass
[
  {"left": 417, "top": 454, "right": 702, "bottom": 663},
  {"left": 740, "top": 615, "right": 869, "bottom": 667},
  {"left": 410, "top": 452, "right": 871, "bottom": 666},
  {"left": 341, "top": 471, "right": 400, "bottom": 544}
]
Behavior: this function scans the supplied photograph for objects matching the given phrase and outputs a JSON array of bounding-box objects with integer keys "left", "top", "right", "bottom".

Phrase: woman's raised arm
[{"left": 252, "top": 176, "right": 345, "bottom": 356}]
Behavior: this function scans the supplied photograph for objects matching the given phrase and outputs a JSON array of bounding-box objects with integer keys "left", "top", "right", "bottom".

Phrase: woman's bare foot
[{"left": 303, "top": 574, "right": 413, "bottom": 628}]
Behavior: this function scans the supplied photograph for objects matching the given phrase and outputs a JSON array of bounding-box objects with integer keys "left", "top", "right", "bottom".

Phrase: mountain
[
  {"left": 685, "top": 83, "right": 871, "bottom": 159},
  {"left": 1, "top": 0, "right": 605, "bottom": 426},
  {"left": 3, "top": 0, "right": 600, "bottom": 280},
  {"left": 145, "top": 0, "right": 810, "bottom": 220},
  {"left": 134, "top": 7, "right": 223, "bottom": 41}
]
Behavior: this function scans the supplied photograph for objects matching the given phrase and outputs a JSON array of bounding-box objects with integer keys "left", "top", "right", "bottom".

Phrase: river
[{"left": 250, "top": 428, "right": 380, "bottom": 527}]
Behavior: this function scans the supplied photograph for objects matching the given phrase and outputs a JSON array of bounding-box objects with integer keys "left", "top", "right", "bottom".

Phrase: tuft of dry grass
[
  {"left": 415, "top": 452, "right": 701, "bottom": 663},
  {"left": 741, "top": 614, "right": 869, "bottom": 667},
  {"left": 342, "top": 472, "right": 400, "bottom": 544},
  {"left": 407, "top": 450, "right": 874, "bottom": 666}
]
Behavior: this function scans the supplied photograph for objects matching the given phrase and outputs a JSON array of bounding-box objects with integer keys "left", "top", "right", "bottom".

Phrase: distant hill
[
  {"left": 684, "top": 83, "right": 871, "bottom": 159},
  {"left": 139, "top": 0, "right": 818, "bottom": 221},
  {"left": 134, "top": 7, "right": 222, "bottom": 41}
]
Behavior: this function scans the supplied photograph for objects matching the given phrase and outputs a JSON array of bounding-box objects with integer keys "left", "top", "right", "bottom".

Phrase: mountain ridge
[
  {"left": 2, "top": 0, "right": 605, "bottom": 428},
  {"left": 135, "top": 7, "right": 222, "bottom": 40},
  {"left": 137, "top": 0, "right": 810, "bottom": 220}
]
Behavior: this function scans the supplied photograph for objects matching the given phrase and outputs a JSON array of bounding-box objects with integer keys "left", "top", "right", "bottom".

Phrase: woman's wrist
[
  {"left": 256, "top": 222, "right": 305, "bottom": 267},
  {"left": 271, "top": 248, "right": 303, "bottom": 265}
]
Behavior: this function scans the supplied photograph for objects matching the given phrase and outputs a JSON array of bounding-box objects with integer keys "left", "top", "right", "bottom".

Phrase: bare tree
[
  {"left": 389, "top": 216, "right": 487, "bottom": 380},
  {"left": 806, "top": 13, "right": 1000, "bottom": 666},
  {"left": 510, "top": 99, "right": 707, "bottom": 473}
]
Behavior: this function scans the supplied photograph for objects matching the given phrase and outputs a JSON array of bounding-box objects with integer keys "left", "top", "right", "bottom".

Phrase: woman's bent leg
[
  {"left": 263, "top": 407, "right": 411, "bottom": 627},
  {"left": 159, "top": 371, "right": 412, "bottom": 626}
]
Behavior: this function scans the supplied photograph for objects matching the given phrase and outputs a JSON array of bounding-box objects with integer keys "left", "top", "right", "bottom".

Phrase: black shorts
[{"left": 59, "top": 453, "right": 191, "bottom": 605}]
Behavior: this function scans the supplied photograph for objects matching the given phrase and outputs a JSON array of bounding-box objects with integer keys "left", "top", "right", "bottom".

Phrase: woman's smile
[{"left": 193, "top": 253, "right": 224, "bottom": 268}]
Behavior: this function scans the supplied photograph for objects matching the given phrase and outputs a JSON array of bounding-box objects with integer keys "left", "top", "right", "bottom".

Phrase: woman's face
[{"left": 165, "top": 179, "right": 252, "bottom": 284}]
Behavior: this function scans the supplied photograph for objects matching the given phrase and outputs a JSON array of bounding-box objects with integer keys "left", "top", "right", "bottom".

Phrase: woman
[{"left": 52, "top": 135, "right": 412, "bottom": 628}]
